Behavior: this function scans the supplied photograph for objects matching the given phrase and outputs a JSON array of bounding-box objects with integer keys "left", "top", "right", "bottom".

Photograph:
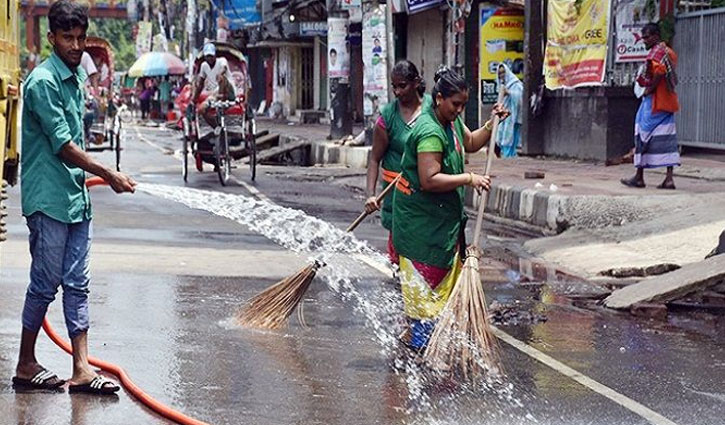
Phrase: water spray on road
[{"left": 137, "top": 183, "right": 535, "bottom": 423}]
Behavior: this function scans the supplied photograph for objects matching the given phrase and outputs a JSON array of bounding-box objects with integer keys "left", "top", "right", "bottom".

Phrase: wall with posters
[
  {"left": 362, "top": 5, "right": 389, "bottom": 118},
  {"left": 328, "top": 18, "right": 350, "bottom": 79},
  {"left": 478, "top": 5, "right": 524, "bottom": 105},
  {"left": 543, "top": 0, "right": 611, "bottom": 89},
  {"left": 523, "top": 0, "right": 639, "bottom": 161}
]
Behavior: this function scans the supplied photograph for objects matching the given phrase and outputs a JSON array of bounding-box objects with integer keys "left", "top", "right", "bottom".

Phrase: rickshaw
[
  {"left": 177, "top": 42, "right": 257, "bottom": 185},
  {"left": 84, "top": 37, "right": 124, "bottom": 171}
]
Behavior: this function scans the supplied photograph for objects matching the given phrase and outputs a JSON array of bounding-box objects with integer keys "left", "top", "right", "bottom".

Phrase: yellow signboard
[
  {"left": 479, "top": 5, "right": 524, "bottom": 104},
  {"left": 544, "top": 0, "right": 611, "bottom": 89}
]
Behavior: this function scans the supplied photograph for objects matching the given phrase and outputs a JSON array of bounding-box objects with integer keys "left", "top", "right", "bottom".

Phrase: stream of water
[{"left": 138, "top": 183, "right": 537, "bottom": 424}]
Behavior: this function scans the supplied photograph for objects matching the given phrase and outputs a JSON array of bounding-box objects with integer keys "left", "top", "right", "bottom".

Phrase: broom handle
[
  {"left": 472, "top": 88, "right": 505, "bottom": 248},
  {"left": 346, "top": 174, "right": 402, "bottom": 232}
]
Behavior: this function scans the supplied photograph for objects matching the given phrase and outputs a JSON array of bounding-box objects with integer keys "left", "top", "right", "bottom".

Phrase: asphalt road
[{"left": 1, "top": 124, "right": 724, "bottom": 425}]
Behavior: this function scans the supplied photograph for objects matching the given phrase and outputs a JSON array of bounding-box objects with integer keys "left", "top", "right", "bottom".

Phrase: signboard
[
  {"left": 544, "top": 0, "right": 611, "bottom": 89},
  {"left": 327, "top": 18, "right": 350, "bottom": 79},
  {"left": 221, "top": 0, "right": 262, "bottom": 29},
  {"left": 479, "top": 5, "right": 524, "bottom": 104},
  {"left": 300, "top": 21, "right": 328, "bottom": 37},
  {"left": 362, "top": 6, "right": 388, "bottom": 117},
  {"left": 406, "top": 0, "right": 444, "bottom": 14},
  {"left": 340, "top": 0, "right": 362, "bottom": 9},
  {"left": 136, "top": 21, "right": 153, "bottom": 56},
  {"left": 615, "top": 0, "right": 650, "bottom": 63},
  {"left": 152, "top": 33, "right": 168, "bottom": 52}
]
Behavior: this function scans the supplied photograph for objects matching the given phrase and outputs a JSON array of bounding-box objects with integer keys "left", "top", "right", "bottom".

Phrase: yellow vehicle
[{"left": 0, "top": 0, "right": 20, "bottom": 242}]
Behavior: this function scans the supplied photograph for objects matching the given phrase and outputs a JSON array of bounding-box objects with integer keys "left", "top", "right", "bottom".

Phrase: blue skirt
[{"left": 634, "top": 95, "right": 680, "bottom": 169}]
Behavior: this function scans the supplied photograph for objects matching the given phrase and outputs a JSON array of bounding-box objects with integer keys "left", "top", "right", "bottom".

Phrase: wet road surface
[{"left": 1, "top": 124, "right": 724, "bottom": 425}]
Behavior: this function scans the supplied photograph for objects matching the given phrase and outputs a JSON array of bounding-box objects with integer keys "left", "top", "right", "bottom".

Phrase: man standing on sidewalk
[
  {"left": 12, "top": 0, "right": 136, "bottom": 395},
  {"left": 621, "top": 23, "right": 680, "bottom": 189}
]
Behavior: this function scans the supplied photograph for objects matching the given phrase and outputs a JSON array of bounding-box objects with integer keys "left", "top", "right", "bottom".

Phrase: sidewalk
[{"left": 258, "top": 119, "right": 725, "bottom": 277}]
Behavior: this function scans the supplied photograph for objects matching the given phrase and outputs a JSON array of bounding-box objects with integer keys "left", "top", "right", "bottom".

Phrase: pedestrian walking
[
  {"left": 139, "top": 78, "right": 153, "bottom": 120},
  {"left": 496, "top": 64, "right": 523, "bottom": 158},
  {"left": 391, "top": 67, "right": 508, "bottom": 351},
  {"left": 621, "top": 23, "right": 680, "bottom": 189},
  {"left": 364, "top": 60, "right": 431, "bottom": 262},
  {"left": 159, "top": 75, "right": 172, "bottom": 113},
  {"left": 12, "top": 0, "right": 136, "bottom": 395}
]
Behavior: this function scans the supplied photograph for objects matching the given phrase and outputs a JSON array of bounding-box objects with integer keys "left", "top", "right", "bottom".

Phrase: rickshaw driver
[{"left": 192, "top": 42, "right": 236, "bottom": 127}]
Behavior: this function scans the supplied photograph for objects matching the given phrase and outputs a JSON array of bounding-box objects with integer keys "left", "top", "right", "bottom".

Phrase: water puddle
[{"left": 138, "top": 183, "right": 537, "bottom": 422}]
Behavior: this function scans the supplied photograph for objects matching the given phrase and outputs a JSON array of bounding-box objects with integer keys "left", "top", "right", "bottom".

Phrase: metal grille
[
  {"left": 674, "top": 8, "right": 725, "bottom": 149},
  {"left": 300, "top": 47, "right": 314, "bottom": 110}
]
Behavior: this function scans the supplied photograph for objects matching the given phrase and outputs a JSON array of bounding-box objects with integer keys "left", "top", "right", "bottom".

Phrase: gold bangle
[
  {"left": 483, "top": 120, "right": 493, "bottom": 131},
  {"left": 468, "top": 172, "right": 474, "bottom": 185}
]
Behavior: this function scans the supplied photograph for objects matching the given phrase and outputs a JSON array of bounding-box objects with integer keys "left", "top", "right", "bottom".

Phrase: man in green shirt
[{"left": 12, "top": 0, "right": 135, "bottom": 395}]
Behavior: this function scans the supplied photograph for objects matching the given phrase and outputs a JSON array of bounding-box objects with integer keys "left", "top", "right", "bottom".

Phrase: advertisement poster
[
  {"left": 544, "top": 0, "right": 611, "bottom": 89},
  {"left": 406, "top": 0, "right": 445, "bottom": 14},
  {"left": 362, "top": 6, "right": 388, "bottom": 117},
  {"left": 221, "top": 0, "right": 262, "bottom": 29},
  {"left": 479, "top": 5, "right": 524, "bottom": 104},
  {"left": 136, "top": 21, "right": 153, "bottom": 57},
  {"left": 327, "top": 18, "right": 350, "bottom": 79},
  {"left": 615, "top": 0, "right": 651, "bottom": 63}
]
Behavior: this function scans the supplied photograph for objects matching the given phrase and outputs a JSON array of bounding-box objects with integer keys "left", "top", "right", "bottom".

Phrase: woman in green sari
[
  {"left": 365, "top": 60, "right": 431, "bottom": 263},
  {"left": 392, "top": 67, "right": 508, "bottom": 351}
]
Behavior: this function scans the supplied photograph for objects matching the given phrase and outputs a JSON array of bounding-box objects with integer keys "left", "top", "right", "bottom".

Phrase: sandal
[
  {"left": 620, "top": 177, "right": 645, "bottom": 188},
  {"left": 68, "top": 376, "right": 120, "bottom": 395},
  {"left": 657, "top": 182, "right": 676, "bottom": 190},
  {"left": 12, "top": 368, "right": 65, "bottom": 390}
]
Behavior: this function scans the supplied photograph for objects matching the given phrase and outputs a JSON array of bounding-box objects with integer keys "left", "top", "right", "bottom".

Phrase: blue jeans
[{"left": 22, "top": 212, "right": 92, "bottom": 339}]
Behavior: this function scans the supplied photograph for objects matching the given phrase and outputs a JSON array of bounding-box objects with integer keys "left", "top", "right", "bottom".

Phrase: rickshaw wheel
[
  {"left": 216, "top": 130, "right": 231, "bottom": 186},
  {"left": 182, "top": 136, "right": 189, "bottom": 182},
  {"left": 114, "top": 128, "right": 122, "bottom": 172},
  {"left": 247, "top": 119, "right": 256, "bottom": 182}
]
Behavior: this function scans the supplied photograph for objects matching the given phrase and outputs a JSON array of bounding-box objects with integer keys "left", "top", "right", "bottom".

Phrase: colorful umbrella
[{"left": 128, "top": 52, "right": 186, "bottom": 77}]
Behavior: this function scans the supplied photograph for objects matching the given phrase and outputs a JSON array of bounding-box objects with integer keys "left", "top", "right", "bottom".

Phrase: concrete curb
[
  {"left": 309, "top": 142, "right": 371, "bottom": 169},
  {"left": 308, "top": 141, "right": 568, "bottom": 233},
  {"left": 306, "top": 140, "right": 662, "bottom": 235},
  {"left": 465, "top": 185, "right": 567, "bottom": 233}
]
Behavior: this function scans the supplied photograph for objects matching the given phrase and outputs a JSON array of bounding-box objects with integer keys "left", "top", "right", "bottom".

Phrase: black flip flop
[
  {"left": 620, "top": 177, "right": 645, "bottom": 188},
  {"left": 12, "top": 368, "right": 66, "bottom": 390},
  {"left": 657, "top": 182, "right": 676, "bottom": 190},
  {"left": 68, "top": 376, "right": 120, "bottom": 395}
]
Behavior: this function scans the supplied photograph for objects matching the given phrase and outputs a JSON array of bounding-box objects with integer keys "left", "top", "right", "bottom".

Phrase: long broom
[
  {"left": 237, "top": 174, "right": 402, "bottom": 329},
  {"left": 422, "top": 93, "right": 505, "bottom": 380}
]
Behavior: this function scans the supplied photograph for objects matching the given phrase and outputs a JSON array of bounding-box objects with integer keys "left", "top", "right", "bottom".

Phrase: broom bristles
[
  {"left": 236, "top": 261, "right": 321, "bottom": 329},
  {"left": 423, "top": 251, "right": 501, "bottom": 380}
]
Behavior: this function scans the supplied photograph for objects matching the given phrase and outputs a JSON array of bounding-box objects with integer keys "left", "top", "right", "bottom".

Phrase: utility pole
[
  {"left": 385, "top": 0, "right": 395, "bottom": 101},
  {"left": 327, "top": 3, "right": 352, "bottom": 139}
]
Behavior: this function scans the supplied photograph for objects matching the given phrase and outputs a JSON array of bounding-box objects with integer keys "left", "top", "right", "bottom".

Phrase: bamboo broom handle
[
  {"left": 472, "top": 88, "right": 506, "bottom": 248},
  {"left": 346, "top": 174, "right": 402, "bottom": 232}
]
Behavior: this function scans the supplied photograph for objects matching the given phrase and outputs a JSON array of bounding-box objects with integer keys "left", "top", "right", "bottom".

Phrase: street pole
[
  {"left": 385, "top": 0, "right": 395, "bottom": 101},
  {"left": 327, "top": 6, "right": 353, "bottom": 139}
]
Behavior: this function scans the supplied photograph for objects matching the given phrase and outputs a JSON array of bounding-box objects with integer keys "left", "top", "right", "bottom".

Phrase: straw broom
[
  {"left": 422, "top": 93, "right": 505, "bottom": 379},
  {"left": 237, "top": 174, "right": 402, "bottom": 329}
]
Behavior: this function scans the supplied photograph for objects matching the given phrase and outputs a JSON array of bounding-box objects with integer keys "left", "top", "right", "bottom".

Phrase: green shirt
[
  {"left": 392, "top": 104, "right": 467, "bottom": 269},
  {"left": 159, "top": 80, "right": 172, "bottom": 103},
  {"left": 378, "top": 94, "right": 431, "bottom": 230},
  {"left": 21, "top": 52, "right": 91, "bottom": 223}
]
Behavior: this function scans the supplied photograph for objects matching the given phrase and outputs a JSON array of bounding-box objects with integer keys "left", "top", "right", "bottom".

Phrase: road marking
[
  {"left": 354, "top": 252, "right": 679, "bottom": 425},
  {"left": 232, "top": 176, "right": 272, "bottom": 203},
  {"left": 491, "top": 328, "right": 679, "bottom": 425},
  {"left": 172, "top": 172, "right": 680, "bottom": 425},
  {"left": 134, "top": 126, "right": 174, "bottom": 155}
]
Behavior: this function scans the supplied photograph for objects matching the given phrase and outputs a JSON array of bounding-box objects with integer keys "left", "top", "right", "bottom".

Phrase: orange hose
[
  {"left": 39, "top": 176, "right": 211, "bottom": 425},
  {"left": 42, "top": 319, "right": 210, "bottom": 425}
]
